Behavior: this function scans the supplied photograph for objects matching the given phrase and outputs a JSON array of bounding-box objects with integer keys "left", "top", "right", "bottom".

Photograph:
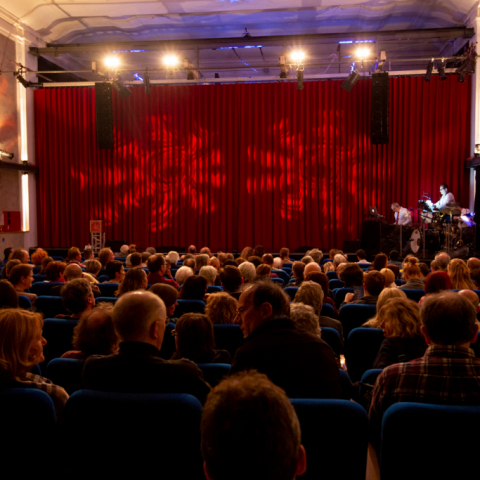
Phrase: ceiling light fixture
[
  {"left": 438, "top": 60, "right": 447, "bottom": 81},
  {"left": 341, "top": 64, "right": 360, "bottom": 92},
  {"left": 163, "top": 55, "right": 179, "bottom": 68},
  {"left": 144, "top": 70, "right": 151, "bottom": 94},
  {"left": 424, "top": 59, "right": 434, "bottom": 81},
  {"left": 104, "top": 56, "right": 120, "bottom": 69},
  {"left": 0, "top": 149, "right": 14, "bottom": 159},
  {"left": 112, "top": 78, "right": 132, "bottom": 99}
]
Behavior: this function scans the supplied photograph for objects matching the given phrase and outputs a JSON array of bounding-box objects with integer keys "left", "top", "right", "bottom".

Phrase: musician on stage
[
  {"left": 391, "top": 203, "right": 412, "bottom": 226},
  {"left": 430, "top": 184, "right": 455, "bottom": 209}
]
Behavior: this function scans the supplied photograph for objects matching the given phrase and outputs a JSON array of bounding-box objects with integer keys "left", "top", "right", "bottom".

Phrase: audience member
[
  {"left": 175, "top": 266, "right": 194, "bottom": 286},
  {"left": 205, "top": 292, "right": 238, "bottom": 325},
  {"left": 167, "top": 251, "right": 180, "bottom": 266},
  {"left": 129, "top": 252, "right": 143, "bottom": 268},
  {"left": 279, "top": 247, "right": 292, "bottom": 262},
  {"left": 83, "top": 248, "right": 94, "bottom": 261},
  {"left": 82, "top": 291, "right": 210, "bottom": 403},
  {"left": 50, "top": 263, "right": 101, "bottom": 298},
  {"left": 356, "top": 249, "right": 369, "bottom": 264},
  {"left": 180, "top": 275, "right": 208, "bottom": 301},
  {"left": 304, "top": 261, "right": 321, "bottom": 277},
  {"left": 333, "top": 254, "right": 348, "bottom": 271},
  {"left": 339, "top": 263, "right": 364, "bottom": 288},
  {"left": 45, "top": 261, "right": 67, "bottom": 282},
  {"left": 0, "top": 308, "right": 68, "bottom": 419},
  {"left": 458, "top": 289, "right": 480, "bottom": 317},
  {"left": 306, "top": 248, "right": 323, "bottom": 263},
  {"left": 199, "top": 266, "right": 218, "bottom": 286},
  {"left": 10, "top": 249, "right": 30, "bottom": 264},
  {"left": 149, "top": 283, "right": 178, "bottom": 321},
  {"left": 418, "top": 271, "right": 451, "bottom": 305},
  {"left": 115, "top": 244, "right": 129, "bottom": 258},
  {"left": 196, "top": 254, "right": 210, "bottom": 271},
  {"left": 373, "top": 298, "right": 427, "bottom": 369},
  {"left": 467, "top": 257, "right": 480, "bottom": 273},
  {"left": 201, "top": 371, "right": 306, "bottom": 480},
  {"left": 105, "top": 260, "right": 125, "bottom": 283},
  {"left": 300, "top": 255, "right": 313, "bottom": 265},
  {"left": 230, "top": 281, "right": 341, "bottom": 398},
  {"left": 380, "top": 268, "right": 396, "bottom": 288},
  {"left": 430, "top": 259, "right": 439, "bottom": 272},
  {"left": 304, "top": 271, "right": 338, "bottom": 316},
  {"left": 323, "top": 262, "right": 334, "bottom": 273},
  {"left": 147, "top": 254, "right": 179, "bottom": 288},
  {"left": 289, "top": 302, "right": 321, "bottom": 338},
  {"left": 363, "top": 288, "right": 407, "bottom": 328},
  {"left": 343, "top": 271, "right": 385, "bottom": 305},
  {"left": 59, "top": 278, "right": 96, "bottom": 319},
  {"left": 31, "top": 248, "right": 48, "bottom": 266},
  {"left": 62, "top": 302, "right": 118, "bottom": 359},
  {"left": 238, "top": 261, "right": 256, "bottom": 284},
  {"left": 39, "top": 256, "right": 54, "bottom": 274},
  {"left": 256, "top": 264, "right": 274, "bottom": 280},
  {"left": 1, "top": 259, "right": 20, "bottom": 280},
  {"left": 434, "top": 252, "right": 450, "bottom": 271},
  {"left": 0, "top": 247, "right": 13, "bottom": 268},
  {"left": 67, "top": 247, "right": 84, "bottom": 266},
  {"left": 117, "top": 268, "right": 148, "bottom": 297},
  {"left": 418, "top": 262, "right": 430, "bottom": 278},
  {"left": 240, "top": 247, "right": 253, "bottom": 260},
  {"left": 141, "top": 252, "right": 150, "bottom": 267},
  {"left": 0, "top": 279, "right": 19, "bottom": 309},
  {"left": 98, "top": 247, "right": 115, "bottom": 267},
  {"left": 85, "top": 259, "right": 102, "bottom": 279},
  {"left": 184, "top": 257, "right": 196, "bottom": 272},
  {"left": 289, "top": 261, "right": 305, "bottom": 286},
  {"left": 220, "top": 266, "right": 243, "bottom": 300},
  {"left": 369, "top": 292, "right": 480, "bottom": 448},
  {"left": 9, "top": 264, "right": 37, "bottom": 305},
  {"left": 388, "top": 250, "right": 402, "bottom": 266},
  {"left": 171, "top": 313, "right": 231, "bottom": 364},
  {"left": 385, "top": 263, "right": 400, "bottom": 279},
  {"left": 448, "top": 258, "right": 476, "bottom": 290},
  {"left": 369, "top": 253, "right": 388, "bottom": 271},
  {"left": 200, "top": 247, "right": 212, "bottom": 257},
  {"left": 399, "top": 260, "right": 424, "bottom": 290}
]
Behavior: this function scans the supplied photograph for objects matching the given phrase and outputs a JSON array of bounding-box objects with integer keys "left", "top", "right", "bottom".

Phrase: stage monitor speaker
[
  {"left": 371, "top": 72, "right": 389, "bottom": 145},
  {"left": 95, "top": 83, "right": 114, "bottom": 150}
]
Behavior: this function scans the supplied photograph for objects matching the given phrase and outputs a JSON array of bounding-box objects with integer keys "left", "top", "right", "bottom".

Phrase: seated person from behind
[
  {"left": 180, "top": 275, "right": 208, "bottom": 301},
  {"left": 58, "top": 278, "right": 96, "bottom": 319},
  {"left": 44, "top": 261, "right": 67, "bottom": 283},
  {"left": 82, "top": 291, "right": 211, "bottom": 404},
  {"left": 342, "top": 271, "right": 384, "bottom": 306},
  {"left": 0, "top": 308, "right": 68, "bottom": 419},
  {"left": 230, "top": 281, "right": 341, "bottom": 399},
  {"left": 219, "top": 266, "right": 244, "bottom": 300},
  {"left": 356, "top": 249, "right": 369, "bottom": 264},
  {"left": 373, "top": 297, "right": 427, "bottom": 369},
  {"left": 50, "top": 263, "right": 102, "bottom": 298},
  {"left": 205, "top": 292, "right": 238, "bottom": 325},
  {"left": 104, "top": 260, "right": 125, "bottom": 284},
  {"left": 147, "top": 254, "right": 179, "bottom": 288},
  {"left": 171, "top": 313, "right": 231, "bottom": 364},
  {"left": 398, "top": 259, "right": 424, "bottom": 290},
  {"left": 201, "top": 370, "right": 306, "bottom": 480},
  {"left": 149, "top": 283, "right": 179, "bottom": 323},
  {"left": 0, "top": 279, "right": 19, "bottom": 309},
  {"left": 62, "top": 302, "right": 119, "bottom": 359},
  {"left": 85, "top": 259, "right": 102, "bottom": 280},
  {"left": 9, "top": 264, "right": 37, "bottom": 305},
  {"left": 369, "top": 292, "right": 480, "bottom": 449},
  {"left": 116, "top": 268, "right": 148, "bottom": 297}
]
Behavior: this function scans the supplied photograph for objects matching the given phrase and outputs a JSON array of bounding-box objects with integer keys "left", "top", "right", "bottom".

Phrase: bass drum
[{"left": 410, "top": 229, "right": 422, "bottom": 254}]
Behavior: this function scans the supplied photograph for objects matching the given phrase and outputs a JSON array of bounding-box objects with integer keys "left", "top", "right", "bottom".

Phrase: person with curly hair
[
  {"left": 205, "top": 292, "right": 238, "bottom": 325},
  {"left": 447, "top": 258, "right": 476, "bottom": 290}
]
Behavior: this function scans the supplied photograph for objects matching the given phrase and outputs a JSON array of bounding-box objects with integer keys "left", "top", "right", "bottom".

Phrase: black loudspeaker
[
  {"left": 371, "top": 73, "right": 389, "bottom": 145},
  {"left": 343, "top": 240, "right": 361, "bottom": 253},
  {"left": 95, "top": 83, "right": 114, "bottom": 149}
]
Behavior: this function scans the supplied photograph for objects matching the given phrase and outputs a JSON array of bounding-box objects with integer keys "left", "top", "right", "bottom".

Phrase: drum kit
[{"left": 415, "top": 193, "right": 476, "bottom": 257}]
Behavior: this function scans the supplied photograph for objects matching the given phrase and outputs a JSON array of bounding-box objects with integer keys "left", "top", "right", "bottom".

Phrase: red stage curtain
[{"left": 34, "top": 76, "right": 471, "bottom": 251}]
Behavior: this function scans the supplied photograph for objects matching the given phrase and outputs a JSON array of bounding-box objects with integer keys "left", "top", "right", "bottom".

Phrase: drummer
[
  {"left": 430, "top": 184, "right": 455, "bottom": 210},
  {"left": 391, "top": 203, "right": 412, "bottom": 226}
]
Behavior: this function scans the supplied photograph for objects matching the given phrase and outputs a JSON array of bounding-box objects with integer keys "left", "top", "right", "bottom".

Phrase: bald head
[
  {"left": 64, "top": 263, "right": 83, "bottom": 281},
  {"left": 467, "top": 257, "right": 480, "bottom": 272},
  {"left": 304, "top": 262, "right": 321, "bottom": 277},
  {"left": 458, "top": 290, "right": 480, "bottom": 314},
  {"left": 434, "top": 252, "right": 450, "bottom": 271},
  {"left": 113, "top": 291, "right": 166, "bottom": 345}
]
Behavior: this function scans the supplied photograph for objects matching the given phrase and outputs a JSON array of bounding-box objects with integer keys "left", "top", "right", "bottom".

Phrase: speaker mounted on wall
[
  {"left": 95, "top": 83, "right": 114, "bottom": 150},
  {"left": 371, "top": 72, "right": 389, "bottom": 145}
]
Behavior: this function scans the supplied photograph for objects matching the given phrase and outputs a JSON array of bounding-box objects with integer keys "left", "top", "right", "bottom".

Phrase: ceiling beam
[{"left": 30, "top": 27, "right": 474, "bottom": 56}]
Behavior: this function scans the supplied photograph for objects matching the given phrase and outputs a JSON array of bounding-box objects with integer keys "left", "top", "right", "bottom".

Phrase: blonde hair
[
  {"left": 290, "top": 303, "right": 321, "bottom": 337},
  {"left": 205, "top": 292, "right": 238, "bottom": 325},
  {"left": 448, "top": 259, "right": 476, "bottom": 290},
  {"left": 380, "top": 268, "right": 395, "bottom": 287},
  {"left": 323, "top": 262, "right": 334, "bottom": 273},
  {"left": 362, "top": 288, "right": 407, "bottom": 328},
  {"left": 295, "top": 281, "right": 324, "bottom": 316},
  {"left": 377, "top": 297, "right": 421, "bottom": 338},
  {"left": 0, "top": 309, "right": 43, "bottom": 380}
]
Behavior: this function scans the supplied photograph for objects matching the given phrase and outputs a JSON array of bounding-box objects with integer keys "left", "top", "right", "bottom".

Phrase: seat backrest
[
  {"left": 213, "top": 324, "right": 244, "bottom": 358},
  {"left": 329, "top": 279, "right": 345, "bottom": 290},
  {"left": 174, "top": 299, "right": 206, "bottom": 317},
  {"left": 400, "top": 288, "right": 424, "bottom": 302},
  {"left": 35, "top": 295, "right": 69, "bottom": 319},
  {"left": 333, "top": 287, "right": 354, "bottom": 309},
  {"left": 30, "top": 282, "right": 64, "bottom": 296},
  {"left": 290, "top": 399, "right": 368, "bottom": 480},
  {"left": 320, "top": 303, "right": 335, "bottom": 318},
  {"left": 284, "top": 286, "right": 299, "bottom": 301},
  {"left": 33, "top": 274, "right": 47, "bottom": 282},
  {"left": 320, "top": 327, "right": 341, "bottom": 356},
  {"left": 381, "top": 402, "right": 480, "bottom": 480},
  {"left": 271, "top": 277, "right": 285, "bottom": 286},
  {"left": 207, "top": 285, "right": 223, "bottom": 294},
  {"left": 339, "top": 304, "right": 377, "bottom": 340},
  {"left": 95, "top": 296, "right": 118, "bottom": 305},
  {"left": 41, "top": 318, "right": 79, "bottom": 374},
  {"left": 274, "top": 269, "right": 290, "bottom": 283},
  {"left": 46, "top": 358, "right": 85, "bottom": 395},
  {"left": 345, "top": 328, "right": 384, "bottom": 383},
  {"left": 394, "top": 279, "right": 405, "bottom": 287},
  {"left": 18, "top": 294, "right": 32, "bottom": 310},
  {"left": 96, "top": 283, "right": 119, "bottom": 297},
  {"left": 197, "top": 363, "right": 231, "bottom": 387},
  {"left": 159, "top": 322, "right": 176, "bottom": 359},
  {"left": 62, "top": 391, "right": 204, "bottom": 478},
  {"left": 326, "top": 271, "right": 338, "bottom": 280},
  {"left": 98, "top": 275, "right": 110, "bottom": 283}
]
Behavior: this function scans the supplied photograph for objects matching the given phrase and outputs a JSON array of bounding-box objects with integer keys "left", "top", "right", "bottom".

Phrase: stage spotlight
[
  {"left": 0, "top": 149, "right": 14, "bottom": 159},
  {"left": 296, "top": 70, "right": 304, "bottom": 90},
  {"left": 279, "top": 55, "right": 288, "bottom": 78},
  {"left": 290, "top": 51, "right": 305, "bottom": 64},
  {"left": 215, "top": 73, "right": 220, "bottom": 78},
  {"left": 438, "top": 60, "right": 447, "bottom": 81},
  {"left": 144, "top": 71, "right": 151, "bottom": 94},
  {"left": 356, "top": 47, "right": 370, "bottom": 59},
  {"left": 104, "top": 56, "right": 120, "bottom": 69},
  {"left": 112, "top": 78, "right": 132, "bottom": 99},
  {"left": 163, "top": 55, "right": 179, "bottom": 67},
  {"left": 341, "top": 69, "right": 360, "bottom": 92},
  {"left": 15, "top": 73, "right": 31, "bottom": 89},
  {"left": 458, "top": 72, "right": 466, "bottom": 83},
  {"left": 187, "top": 71, "right": 195, "bottom": 80},
  {"left": 424, "top": 60, "right": 434, "bottom": 81}
]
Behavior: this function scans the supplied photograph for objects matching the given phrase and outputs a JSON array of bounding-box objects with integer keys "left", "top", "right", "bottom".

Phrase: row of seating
[{"left": 2, "top": 384, "right": 477, "bottom": 479}]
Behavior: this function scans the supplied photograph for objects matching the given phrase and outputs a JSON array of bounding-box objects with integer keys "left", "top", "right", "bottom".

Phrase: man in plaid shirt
[{"left": 369, "top": 291, "right": 480, "bottom": 447}]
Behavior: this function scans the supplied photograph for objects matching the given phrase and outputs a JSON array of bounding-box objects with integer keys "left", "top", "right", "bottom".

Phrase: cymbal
[
  {"left": 445, "top": 202, "right": 461, "bottom": 208},
  {"left": 440, "top": 207, "right": 461, "bottom": 216}
]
